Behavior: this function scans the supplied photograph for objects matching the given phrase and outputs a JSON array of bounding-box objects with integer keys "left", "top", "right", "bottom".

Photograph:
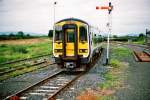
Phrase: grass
[
  {"left": 110, "top": 46, "right": 132, "bottom": 60},
  {"left": 0, "top": 38, "right": 52, "bottom": 81},
  {"left": 132, "top": 40, "right": 145, "bottom": 45},
  {"left": 98, "top": 45, "right": 130, "bottom": 100},
  {"left": 0, "top": 38, "right": 52, "bottom": 64},
  {"left": 99, "top": 59, "right": 121, "bottom": 90},
  {"left": 110, "top": 59, "right": 121, "bottom": 68}
]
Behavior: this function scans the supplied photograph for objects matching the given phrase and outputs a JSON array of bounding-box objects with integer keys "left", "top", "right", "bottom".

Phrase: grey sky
[{"left": 0, "top": 0, "right": 150, "bottom": 35}]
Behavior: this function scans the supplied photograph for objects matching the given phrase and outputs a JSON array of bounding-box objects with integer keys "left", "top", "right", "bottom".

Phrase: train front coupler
[{"left": 64, "top": 61, "right": 77, "bottom": 69}]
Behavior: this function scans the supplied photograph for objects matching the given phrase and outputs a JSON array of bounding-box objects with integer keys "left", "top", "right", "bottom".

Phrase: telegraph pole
[
  {"left": 96, "top": 1, "right": 113, "bottom": 65},
  {"left": 53, "top": 1, "right": 57, "bottom": 36}
]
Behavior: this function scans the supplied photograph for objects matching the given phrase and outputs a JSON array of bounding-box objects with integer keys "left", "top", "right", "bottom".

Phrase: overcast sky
[{"left": 0, "top": 0, "right": 150, "bottom": 35}]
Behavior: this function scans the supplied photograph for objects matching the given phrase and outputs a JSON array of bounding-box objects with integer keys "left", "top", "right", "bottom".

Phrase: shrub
[
  {"left": 0, "top": 44, "right": 7, "bottom": 47},
  {"left": 11, "top": 46, "right": 28, "bottom": 54}
]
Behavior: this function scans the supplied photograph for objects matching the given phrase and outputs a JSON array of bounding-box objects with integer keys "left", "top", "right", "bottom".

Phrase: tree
[
  {"left": 9, "top": 33, "right": 15, "bottom": 37},
  {"left": 9, "top": 33, "right": 15, "bottom": 39},
  {"left": 48, "top": 30, "right": 53, "bottom": 37},
  {"left": 113, "top": 35, "right": 118, "bottom": 38},
  {"left": 26, "top": 34, "right": 30, "bottom": 37},
  {"left": 17, "top": 31, "right": 24, "bottom": 38},
  {"left": 139, "top": 33, "right": 144, "bottom": 38}
]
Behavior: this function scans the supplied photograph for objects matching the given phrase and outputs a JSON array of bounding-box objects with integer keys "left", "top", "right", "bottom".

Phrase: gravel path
[
  {"left": 56, "top": 49, "right": 107, "bottom": 100},
  {"left": 115, "top": 45, "right": 150, "bottom": 100},
  {"left": 0, "top": 56, "right": 60, "bottom": 100}
]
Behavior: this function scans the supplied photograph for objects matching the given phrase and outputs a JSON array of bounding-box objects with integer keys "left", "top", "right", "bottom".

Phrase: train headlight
[
  {"left": 54, "top": 49, "right": 63, "bottom": 53},
  {"left": 79, "top": 49, "right": 88, "bottom": 53}
]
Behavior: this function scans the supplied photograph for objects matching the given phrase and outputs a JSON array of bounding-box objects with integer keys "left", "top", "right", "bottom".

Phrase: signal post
[{"left": 96, "top": 1, "right": 113, "bottom": 65}]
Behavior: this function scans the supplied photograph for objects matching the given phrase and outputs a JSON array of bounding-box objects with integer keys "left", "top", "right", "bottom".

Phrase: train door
[
  {"left": 65, "top": 29, "right": 75, "bottom": 56},
  {"left": 63, "top": 24, "right": 77, "bottom": 58}
]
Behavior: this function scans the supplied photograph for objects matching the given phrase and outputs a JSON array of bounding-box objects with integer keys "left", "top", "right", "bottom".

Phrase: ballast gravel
[{"left": 56, "top": 49, "right": 108, "bottom": 100}]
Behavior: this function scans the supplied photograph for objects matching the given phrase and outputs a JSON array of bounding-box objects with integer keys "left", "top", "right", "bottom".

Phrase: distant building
[{"left": 146, "top": 29, "right": 150, "bottom": 46}]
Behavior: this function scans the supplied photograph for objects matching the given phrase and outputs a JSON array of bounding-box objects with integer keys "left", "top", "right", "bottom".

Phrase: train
[{"left": 53, "top": 18, "right": 103, "bottom": 71}]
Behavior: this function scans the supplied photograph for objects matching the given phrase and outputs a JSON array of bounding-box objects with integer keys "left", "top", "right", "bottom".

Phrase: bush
[
  {"left": 0, "top": 44, "right": 7, "bottom": 47},
  {"left": 11, "top": 46, "right": 28, "bottom": 54}
]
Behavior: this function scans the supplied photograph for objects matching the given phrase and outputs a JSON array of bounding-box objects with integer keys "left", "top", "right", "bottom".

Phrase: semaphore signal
[
  {"left": 96, "top": 2, "right": 113, "bottom": 65},
  {"left": 96, "top": 2, "right": 113, "bottom": 14}
]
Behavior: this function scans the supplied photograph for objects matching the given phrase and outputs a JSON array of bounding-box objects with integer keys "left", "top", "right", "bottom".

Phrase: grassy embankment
[
  {"left": 0, "top": 38, "right": 52, "bottom": 63},
  {"left": 98, "top": 45, "right": 132, "bottom": 100},
  {"left": 0, "top": 38, "right": 52, "bottom": 81}
]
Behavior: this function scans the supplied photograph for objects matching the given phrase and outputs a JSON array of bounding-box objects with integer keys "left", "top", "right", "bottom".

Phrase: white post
[
  {"left": 106, "top": 21, "right": 110, "bottom": 64},
  {"left": 106, "top": 1, "right": 112, "bottom": 65}
]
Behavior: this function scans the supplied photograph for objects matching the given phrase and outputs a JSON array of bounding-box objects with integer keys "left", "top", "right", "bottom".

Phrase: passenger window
[
  {"left": 79, "top": 26, "right": 87, "bottom": 41},
  {"left": 55, "top": 30, "right": 62, "bottom": 41},
  {"left": 66, "top": 29, "right": 75, "bottom": 42}
]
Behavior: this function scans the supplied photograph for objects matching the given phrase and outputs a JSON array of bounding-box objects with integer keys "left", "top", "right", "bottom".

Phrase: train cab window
[
  {"left": 66, "top": 29, "right": 75, "bottom": 42},
  {"left": 79, "top": 26, "right": 87, "bottom": 41},
  {"left": 55, "top": 30, "right": 62, "bottom": 41}
]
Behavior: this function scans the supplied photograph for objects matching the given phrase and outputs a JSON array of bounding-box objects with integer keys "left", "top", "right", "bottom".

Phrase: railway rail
[
  {"left": 4, "top": 70, "right": 83, "bottom": 100},
  {"left": 4, "top": 48, "right": 103, "bottom": 100},
  {"left": 133, "top": 51, "right": 150, "bottom": 62},
  {"left": 0, "top": 60, "right": 56, "bottom": 76},
  {"left": 0, "top": 54, "right": 52, "bottom": 75},
  {"left": 111, "top": 41, "right": 150, "bottom": 50},
  {"left": 0, "top": 53, "right": 51, "bottom": 65},
  {"left": 0, "top": 54, "right": 56, "bottom": 81}
]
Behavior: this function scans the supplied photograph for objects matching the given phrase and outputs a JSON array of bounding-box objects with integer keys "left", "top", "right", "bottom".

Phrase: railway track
[
  {"left": 2, "top": 47, "right": 103, "bottom": 100},
  {"left": 111, "top": 41, "right": 150, "bottom": 62},
  {"left": 0, "top": 60, "right": 56, "bottom": 76},
  {"left": 3, "top": 48, "right": 103, "bottom": 100},
  {"left": 111, "top": 41, "right": 150, "bottom": 50},
  {"left": 133, "top": 51, "right": 150, "bottom": 62},
  {"left": 4, "top": 70, "right": 83, "bottom": 100},
  {"left": 0, "top": 53, "right": 51, "bottom": 66},
  {"left": 0, "top": 54, "right": 56, "bottom": 81},
  {"left": 0, "top": 54, "right": 52, "bottom": 75}
]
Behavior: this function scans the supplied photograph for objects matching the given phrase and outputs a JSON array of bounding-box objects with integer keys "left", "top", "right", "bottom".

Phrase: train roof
[{"left": 56, "top": 18, "right": 89, "bottom": 25}]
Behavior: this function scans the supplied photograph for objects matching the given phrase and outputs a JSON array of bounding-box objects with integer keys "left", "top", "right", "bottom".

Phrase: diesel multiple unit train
[{"left": 53, "top": 18, "right": 102, "bottom": 71}]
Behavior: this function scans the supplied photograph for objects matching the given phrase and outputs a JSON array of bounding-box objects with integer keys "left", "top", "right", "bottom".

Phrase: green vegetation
[
  {"left": 100, "top": 72, "right": 117, "bottom": 90},
  {"left": 0, "top": 40, "right": 52, "bottom": 63},
  {"left": 110, "top": 46, "right": 132, "bottom": 60},
  {"left": 112, "top": 36, "right": 128, "bottom": 42},
  {"left": 93, "top": 35, "right": 104, "bottom": 44},
  {"left": 0, "top": 38, "right": 52, "bottom": 81},
  {"left": 133, "top": 39, "right": 145, "bottom": 44},
  {"left": 112, "top": 33, "right": 145, "bottom": 45},
  {"left": 110, "top": 59, "right": 121, "bottom": 68},
  {"left": 0, "top": 31, "right": 44, "bottom": 40},
  {"left": 132, "top": 33, "right": 145, "bottom": 44}
]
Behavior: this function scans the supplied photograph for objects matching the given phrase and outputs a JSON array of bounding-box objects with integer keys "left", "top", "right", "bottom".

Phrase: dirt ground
[{"left": 0, "top": 38, "right": 51, "bottom": 45}]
